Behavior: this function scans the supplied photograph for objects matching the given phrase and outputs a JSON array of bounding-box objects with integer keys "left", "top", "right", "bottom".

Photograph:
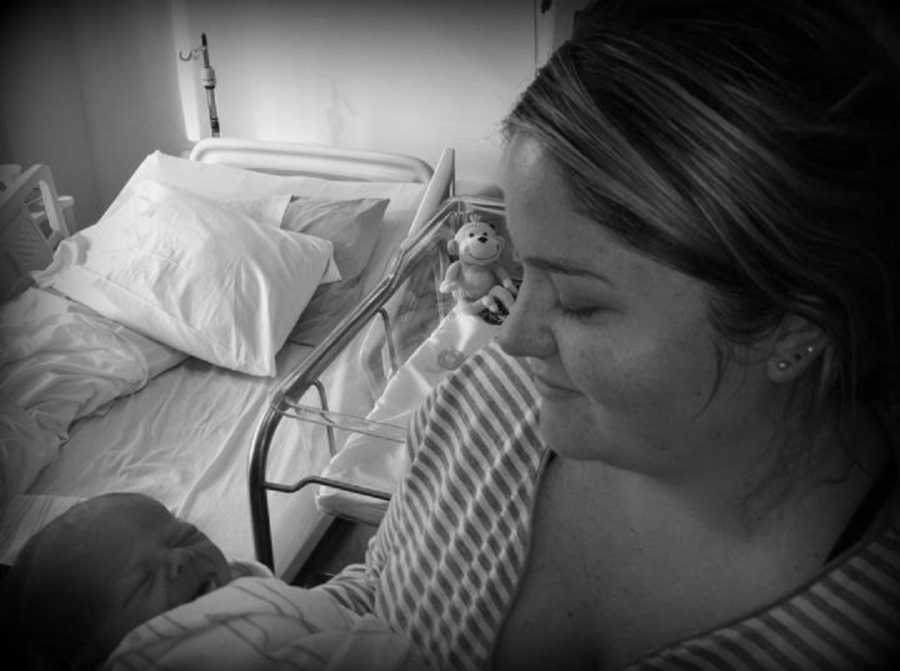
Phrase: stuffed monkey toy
[{"left": 440, "top": 219, "right": 517, "bottom": 315}]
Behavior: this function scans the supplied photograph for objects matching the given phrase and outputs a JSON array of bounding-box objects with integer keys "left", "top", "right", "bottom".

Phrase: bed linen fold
[{"left": 0, "top": 287, "right": 185, "bottom": 504}]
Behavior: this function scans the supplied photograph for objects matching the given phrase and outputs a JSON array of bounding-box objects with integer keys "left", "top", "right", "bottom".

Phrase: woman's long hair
[{"left": 504, "top": 0, "right": 900, "bottom": 422}]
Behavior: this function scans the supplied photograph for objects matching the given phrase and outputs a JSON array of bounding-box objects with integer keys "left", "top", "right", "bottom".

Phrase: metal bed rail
[{"left": 249, "top": 195, "right": 505, "bottom": 569}]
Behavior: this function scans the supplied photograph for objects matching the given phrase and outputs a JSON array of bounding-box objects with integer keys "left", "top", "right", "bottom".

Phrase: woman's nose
[{"left": 497, "top": 276, "right": 554, "bottom": 359}]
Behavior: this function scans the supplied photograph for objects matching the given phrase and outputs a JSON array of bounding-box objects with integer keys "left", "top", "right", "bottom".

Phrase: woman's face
[{"left": 498, "top": 135, "right": 779, "bottom": 475}]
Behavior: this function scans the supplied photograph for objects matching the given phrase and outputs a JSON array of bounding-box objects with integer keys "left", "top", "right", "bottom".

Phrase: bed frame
[
  {"left": 191, "top": 136, "right": 455, "bottom": 257},
  {"left": 190, "top": 137, "right": 435, "bottom": 183},
  {"left": 0, "top": 165, "right": 70, "bottom": 303}
]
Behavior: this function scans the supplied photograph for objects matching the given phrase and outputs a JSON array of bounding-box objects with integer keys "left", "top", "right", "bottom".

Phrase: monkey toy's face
[{"left": 453, "top": 221, "right": 504, "bottom": 266}]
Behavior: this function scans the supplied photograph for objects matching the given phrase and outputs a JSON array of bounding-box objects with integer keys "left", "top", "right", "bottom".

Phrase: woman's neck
[
  {"left": 705, "top": 406, "right": 888, "bottom": 555},
  {"left": 583, "top": 402, "right": 890, "bottom": 546}
]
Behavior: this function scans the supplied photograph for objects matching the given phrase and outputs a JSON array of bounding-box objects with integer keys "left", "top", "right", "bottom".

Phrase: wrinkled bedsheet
[
  {"left": 104, "top": 577, "right": 427, "bottom": 671},
  {"left": 0, "top": 287, "right": 184, "bottom": 504}
]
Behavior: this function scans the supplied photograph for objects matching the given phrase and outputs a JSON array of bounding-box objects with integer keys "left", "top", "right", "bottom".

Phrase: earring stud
[
  {"left": 776, "top": 360, "right": 790, "bottom": 371},
  {"left": 792, "top": 344, "right": 817, "bottom": 361}
]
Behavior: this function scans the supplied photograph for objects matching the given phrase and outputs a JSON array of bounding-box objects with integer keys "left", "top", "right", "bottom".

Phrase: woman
[{"left": 318, "top": 1, "right": 900, "bottom": 669}]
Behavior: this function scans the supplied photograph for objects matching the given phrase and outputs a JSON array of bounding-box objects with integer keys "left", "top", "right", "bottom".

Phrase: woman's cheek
[{"left": 567, "top": 328, "right": 674, "bottom": 406}]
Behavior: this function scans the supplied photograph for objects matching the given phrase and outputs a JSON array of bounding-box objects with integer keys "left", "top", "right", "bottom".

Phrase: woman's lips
[{"left": 530, "top": 372, "right": 578, "bottom": 399}]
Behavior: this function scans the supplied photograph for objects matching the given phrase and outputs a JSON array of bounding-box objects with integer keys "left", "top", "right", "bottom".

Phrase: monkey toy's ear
[{"left": 447, "top": 237, "right": 460, "bottom": 256}]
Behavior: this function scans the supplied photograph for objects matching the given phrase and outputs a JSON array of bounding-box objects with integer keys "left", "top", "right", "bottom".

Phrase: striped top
[{"left": 317, "top": 342, "right": 900, "bottom": 670}]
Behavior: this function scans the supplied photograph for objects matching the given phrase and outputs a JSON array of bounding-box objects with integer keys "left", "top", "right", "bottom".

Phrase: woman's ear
[{"left": 766, "top": 313, "right": 828, "bottom": 383}]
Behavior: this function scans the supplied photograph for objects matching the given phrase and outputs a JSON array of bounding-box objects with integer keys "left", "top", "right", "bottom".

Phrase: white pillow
[
  {"left": 281, "top": 196, "right": 389, "bottom": 280},
  {"left": 34, "top": 180, "right": 341, "bottom": 377},
  {"left": 122, "top": 152, "right": 426, "bottom": 289},
  {"left": 125, "top": 152, "right": 425, "bottom": 214}
]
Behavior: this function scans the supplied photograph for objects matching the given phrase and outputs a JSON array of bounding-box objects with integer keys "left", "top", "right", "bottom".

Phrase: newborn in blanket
[
  {"left": 106, "top": 577, "right": 423, "bottom": 671},
  {"left": 0, "top": 492, "right": 425, "bottom": 670}
]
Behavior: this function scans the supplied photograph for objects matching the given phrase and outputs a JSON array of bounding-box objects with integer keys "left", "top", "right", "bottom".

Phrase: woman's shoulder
[{"left": 627, "top": 478, "right": 900, "bottom": 671}]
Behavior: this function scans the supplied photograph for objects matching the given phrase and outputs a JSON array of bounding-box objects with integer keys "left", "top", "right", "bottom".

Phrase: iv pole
[{"left": 179, "top": 33, "right": 220, "bottom": 137}]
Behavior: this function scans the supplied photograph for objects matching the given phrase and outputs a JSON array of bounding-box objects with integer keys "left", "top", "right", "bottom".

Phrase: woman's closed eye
[
  {"left": 549, "top": 274, "right": 614, "bottom": 323},
  {"left": 560, "top": 303, "right": 602, "bottom": 319},
  {"left": 558, "top": 299, "right": 608, "bottom": 321}
]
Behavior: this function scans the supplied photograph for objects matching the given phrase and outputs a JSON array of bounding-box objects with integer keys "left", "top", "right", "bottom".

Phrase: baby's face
[{"left": 70, "top": 494, "right": 230, "bottom": 658}]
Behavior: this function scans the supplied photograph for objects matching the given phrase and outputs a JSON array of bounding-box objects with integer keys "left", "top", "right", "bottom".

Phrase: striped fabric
[
  {"left": 317, "top": 341, "right": 900, "bottom": 670},
  {"left": 630, "top": 528, "right": 900, "bottom": 670}
]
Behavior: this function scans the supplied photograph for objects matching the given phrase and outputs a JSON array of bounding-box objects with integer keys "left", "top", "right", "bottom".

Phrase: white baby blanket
[{"left": 104, "top": 577, "right": 427, "bottom": 671}]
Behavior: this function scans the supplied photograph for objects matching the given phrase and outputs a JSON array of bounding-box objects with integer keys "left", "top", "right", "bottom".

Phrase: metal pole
[{"left": 200, "top": 33, "right": 220, "bottom": 137}]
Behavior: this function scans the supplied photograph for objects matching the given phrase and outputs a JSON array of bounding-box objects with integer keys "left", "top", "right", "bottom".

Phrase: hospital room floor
[{"left": 292, "top": 517, "right": 378, "bottom": 587}]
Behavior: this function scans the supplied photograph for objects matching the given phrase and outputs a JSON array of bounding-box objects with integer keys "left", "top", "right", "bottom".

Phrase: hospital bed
[{"left": 0, "top": 137, "right": 461, "bottom": 580}]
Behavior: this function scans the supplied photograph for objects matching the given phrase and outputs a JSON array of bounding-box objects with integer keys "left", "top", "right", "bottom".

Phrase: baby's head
[{"left": 1, "top": 492, "right": 229, "bottom": 670}]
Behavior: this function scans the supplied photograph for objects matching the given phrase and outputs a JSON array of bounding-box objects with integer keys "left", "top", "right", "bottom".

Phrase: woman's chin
[
  {"left": 538, "top": 406, "right": 647, "bottom": 468},
  {"left": 537, "top": 406, "right": 602, "bottom": 460}
]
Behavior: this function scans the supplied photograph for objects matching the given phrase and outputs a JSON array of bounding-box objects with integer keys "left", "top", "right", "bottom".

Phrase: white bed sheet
[
  {"left": 27, "top": 341, "right": 325, "bottom": 576},
  {"left": 4, "top": 315, "right": 382, "bottom": 577},
  {"left": 0, "top": 287, "right": 186, "bottom": 504}
]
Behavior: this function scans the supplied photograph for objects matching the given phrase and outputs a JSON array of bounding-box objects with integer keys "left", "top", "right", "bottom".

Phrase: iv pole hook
[{"left": 178, "top": 33, "right": 220, "bottom": 137}]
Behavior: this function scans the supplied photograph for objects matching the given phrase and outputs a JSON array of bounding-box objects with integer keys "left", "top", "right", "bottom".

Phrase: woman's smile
[{"left": 529, "top": 369, "right": 579, "bottom": 400}]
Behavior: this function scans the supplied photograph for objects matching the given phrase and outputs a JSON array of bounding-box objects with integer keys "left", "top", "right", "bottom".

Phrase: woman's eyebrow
[{"left": 523, "top": 255, "right": 614, "bottom": 285}]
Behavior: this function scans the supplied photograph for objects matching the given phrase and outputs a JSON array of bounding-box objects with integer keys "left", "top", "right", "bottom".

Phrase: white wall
[
  {"left": 1, "top": 2, "right": 101, "bottom": 228},
  {"left": 2, "top": 0, "right": 585, "bottom": 229},
  {"left": 67, "top": 0, "right": 187, "bottom": 215},
  {"left": 2, "top": 0, "right": 186, "bottom": 229},
  {"left": 174, "top": 0, "right": 537, "bottom": 193}
]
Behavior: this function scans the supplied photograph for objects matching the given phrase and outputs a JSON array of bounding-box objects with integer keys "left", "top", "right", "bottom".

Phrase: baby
[
  {"left": 1, "top": 492, "right": 426, "bottom": 671},
  {"left": 0, "top": 492, "right": 268, "bottom": 670}
]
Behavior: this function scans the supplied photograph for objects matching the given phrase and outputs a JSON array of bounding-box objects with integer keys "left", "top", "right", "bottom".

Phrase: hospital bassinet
[{"left": 249, "top": 195, "right": 509, "bottom": 572}]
